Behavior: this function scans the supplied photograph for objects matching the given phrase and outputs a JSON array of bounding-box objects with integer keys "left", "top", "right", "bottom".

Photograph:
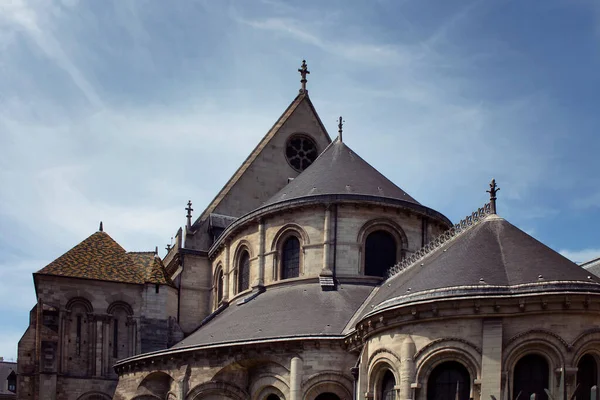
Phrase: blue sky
[{"left": 1, "top": 0, "right": 600, "bottom": 360}]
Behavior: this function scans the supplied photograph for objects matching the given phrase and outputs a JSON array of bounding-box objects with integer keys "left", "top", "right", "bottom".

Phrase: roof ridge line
[{"left": 387, "top": 202, "right": 493, "bottom": 279}]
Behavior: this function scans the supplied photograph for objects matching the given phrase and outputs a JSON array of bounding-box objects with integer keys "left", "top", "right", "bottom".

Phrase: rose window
[{"left": 286, "top": 135, "right": 318, "bottom": 172}]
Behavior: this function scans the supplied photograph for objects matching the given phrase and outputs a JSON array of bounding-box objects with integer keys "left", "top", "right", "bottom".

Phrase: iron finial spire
[
  {"left": 99, "top": 221, "right": 103, "bottom": 232},
  {"left": 337, "top": 116, "right": 344, "bottom": 142},
  {"left": 298, "top": 60, "right": 310, "bottom": 93},
  {"left": 185, "top": 200, "right": 193, "bottom": 229},
  {"left": 486, "top": 179, "right": 500, "bottom": 214}
]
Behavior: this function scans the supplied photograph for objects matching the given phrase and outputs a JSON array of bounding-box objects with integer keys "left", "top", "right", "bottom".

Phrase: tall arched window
[
  {"left": 238, "top": 251, "right": 250, "bottom": 293},
  {"left": 66, "top": 298, "right": 93, "bottom": 377},
  {"left": 381, "top": 370, "right": 396, "bottom": 400},
  {"left": 282, "top": 236, "right": 300, "bottom": 279},
  {"left": 216, "top": 269, "right": 224, "bottom": 305},
  {"left": 365, "top": 230, "right": 397, "bottom": 277},
  {"left": 427, "top": 361, "right": 470, "bottom": 400},
  {"left": 577, "top": 354, "right": 598, "bottom": 400},
  {"left": 513, "top": 354, "right": 549, "bottom": 400}
]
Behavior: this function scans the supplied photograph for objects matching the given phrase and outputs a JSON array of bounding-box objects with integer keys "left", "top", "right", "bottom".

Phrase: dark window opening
[
  {"left": 282, "top": 236, "right": 300, "bottom": 279},
  {"left": 76, "top": 315, "right": 82, "bottom": 356},
  {"left": 381, "top": 370, "right": 396, "bottom": 400},
  {"left": 577, "top": 354, "right": 598, "bottom": 400},
  {"left": 113, "top": 318, "right": 119, "bottom": 358},
  {"left": 7, "top": 371, "right": 16, "bottom": 393},
  {"left": 217, "top": 270, "right": 224, "bottom": 304},
  {"left": 365, "top": 230, "right": 397, "bottom": 277},
  {"left": 266, "top": 395, "right": 281, "bottom": 400},
  {"left": 427, "top": 361, "right": 471, "bottom": 400},
  {"left": 315, "top": 394, "right": 341, "bottom": 400},
  {"left": 238, "top": 251, "right": 250, "bottom": 292},
  {"left": 513, "top": 354, "right": 549, "bottom": 400}
]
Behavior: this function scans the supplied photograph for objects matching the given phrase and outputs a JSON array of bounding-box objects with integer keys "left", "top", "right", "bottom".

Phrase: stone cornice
[{"left": 344, "top": 290, "right": 600, "bottom": 352}]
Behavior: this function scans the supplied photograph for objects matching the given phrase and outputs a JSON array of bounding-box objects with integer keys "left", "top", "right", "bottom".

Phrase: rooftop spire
[
  {"left": 337, "top": 116, "right": 344, "bottom": 142},
  {"left": 298, "top": 60, "right": 310, "bottom": 93},
  {"left": 185, "top": 200, "right": 194, "bottom": 229},
  {"left": 99, "top": 221, "right": 103, "bottom": 232},
  {"left": 486, "top": 179, "right": 500, "bottom": 214}
]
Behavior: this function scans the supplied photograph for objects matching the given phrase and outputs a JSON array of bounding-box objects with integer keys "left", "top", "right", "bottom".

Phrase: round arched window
[
  {"left": 427, "top": 361, "right": 470, "bottom": 400},
  {"left": 282, "top": 236, "right": 300, "bottom": 279},
  {"left": 381, "top": 370, "right": 396, "bottom": 400},
  {"left": 238, "top": 251, "right": 250, "bottom": 293},
  {"left": 285, "top": 134, "right": 318, "bottom": 172},
  {"left": 365, "top": 230, "right": 397, "bottom": 278},
  {"left": 513, "top": 354, "right": 549, "bottom": 400},
  {"left": 577, "top": 354, "right": 598, "bottom": 400}
]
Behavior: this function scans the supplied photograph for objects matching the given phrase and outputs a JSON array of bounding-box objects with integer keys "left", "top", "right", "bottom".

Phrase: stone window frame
[
  {"left": 107, "top": 301, "right": 133, "bottom": 362},
  {"left": 367, "top": 358, "right": 400, "bottom": 400},
  {"left": 357, "top": 218, "right": 408, "bottom": 277},
  {"left": 504, "top": 343, "right": 563, "bottom": 399},
  {"left": 572, "top": 334, "right": 600, "bottom": 392},
  {"left": 213, "top": 263, "right": 225, "bottom": 310},
  {"left": 302, "top": 371, "right": 353, "bottom": 400},
  {"left": 233, "top": 241, "right": 254, "bottom": 295},
  {"left": 271, "top": 224, "right": 309, "bottom": 282},
  {"left": 414, "top": 346, "right": 481, "bottom": 400},
  {"left": 65, "top": 297, "right": 93, "bottom": 363},
  {"left": 284, "top": 133, "right": 319, "bottom": 173}
]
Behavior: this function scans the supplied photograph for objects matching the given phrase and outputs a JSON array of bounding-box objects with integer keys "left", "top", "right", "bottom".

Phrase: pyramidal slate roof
[
  {"left": 362, "top": 214, "right": 600, "bottom": 317},
  {"left": 36, "top": 231, "right": 172, "bottom": 286},
  {"left": 264, "top": 138, "right": 420, "bottom": 206}
]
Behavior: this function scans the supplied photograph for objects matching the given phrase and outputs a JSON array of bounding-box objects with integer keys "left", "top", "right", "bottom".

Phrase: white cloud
[{"left": 560, "top": 249, "right": 600, "bottom": 264}]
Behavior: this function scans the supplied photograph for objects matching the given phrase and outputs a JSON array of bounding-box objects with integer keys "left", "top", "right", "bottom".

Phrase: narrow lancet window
[{"left": 282, "top": 237, "right": 300, "bottom": 279}]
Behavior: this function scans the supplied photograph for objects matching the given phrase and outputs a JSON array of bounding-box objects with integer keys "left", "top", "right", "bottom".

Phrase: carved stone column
[
  {"left": 94, "top": 317, "right": 103, "bottom": 377},
  {"left": 224, "top": 240, "right": 230, "bottom": 301},
  {"left": 400, "top": 336, "right": 416, "bottom": 400},
  {"left": 256, "top": 218, "right": 265, "bottom": 288},
  {"left": 290, "top": 356, "right": 303, "bottom": 400}
]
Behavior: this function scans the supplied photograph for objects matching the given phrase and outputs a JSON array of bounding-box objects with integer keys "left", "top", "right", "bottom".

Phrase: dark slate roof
[
  {"left": 264, "top": 139, "right": 420, "bottom": 206},
  {"left": 173, "top": 282, "right": 374, "bottom": 349},
  {"left": 362, "top": 215, "right": 600, "bottom": 317},
  {"left": 583, "top": 257, "right": 600, "bottom": 278},
  {"left": 36, "top": 232, "right": 172, "bottom": 286}
]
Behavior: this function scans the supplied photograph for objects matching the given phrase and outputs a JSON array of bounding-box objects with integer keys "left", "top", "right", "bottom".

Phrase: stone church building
[{"left": 18, "top": 62, "right": 600, "bottom": 400}]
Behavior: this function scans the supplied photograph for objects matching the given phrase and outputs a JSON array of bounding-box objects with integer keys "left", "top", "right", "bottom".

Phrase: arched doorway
[
  {"left": 577, "top": 354, "right": 598, "bottom": 400},
  {"left": 513, "top": 354, "right": 549, "bottom": 400},
  {"left": 365, "top": 230, "right": 397, "bottom": 277},
  {"left": 381, "top": 370, "right": 396, "bottom": 400},
  {"left": 427, "top": 361, "right": 470, "bottom": 400},
  {"left": 315, "top": 393, "right": 341, "bottom": 400}
]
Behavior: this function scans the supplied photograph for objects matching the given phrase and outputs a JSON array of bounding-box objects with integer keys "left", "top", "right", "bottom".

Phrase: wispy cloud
[{"left": 560, "top": 248, "right": 600, "bottom": 264}]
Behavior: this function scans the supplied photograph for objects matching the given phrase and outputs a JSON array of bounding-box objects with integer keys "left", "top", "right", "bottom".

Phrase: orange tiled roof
[{"left": 36, "top": 232, "right": 172, "bottom": 286}]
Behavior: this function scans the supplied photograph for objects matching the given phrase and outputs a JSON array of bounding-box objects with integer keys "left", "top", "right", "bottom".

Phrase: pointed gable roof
[
  {"left": 264, "top": 138, "right": 420, "bottom": 206},
  {"left": 36, "top": 231, "right": 172, "bottom": 285},
  {"left": 194, "top": 92, "right": 332, "bottom": 224},
  {"left": 363, "top": 215, "right": 600, "bottom": 316}
]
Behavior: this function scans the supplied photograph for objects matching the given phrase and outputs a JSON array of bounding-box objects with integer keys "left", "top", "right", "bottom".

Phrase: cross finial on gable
[
  {"left": 298, "top": 60, "right": 310, "bottom": 93},
  {"left": 338, "top": 116, "right": 344, "bottom": 142},
  {"left": 186, "top": 200, "right": 194, "bottom": 229},
  {"left": 486, "top": 179, "right": 500, "bottom": 214}
]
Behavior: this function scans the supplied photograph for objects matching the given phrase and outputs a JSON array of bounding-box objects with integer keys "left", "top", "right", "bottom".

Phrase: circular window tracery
[{"left": 286, "top": 135, "right": 318, "bottom": 172}]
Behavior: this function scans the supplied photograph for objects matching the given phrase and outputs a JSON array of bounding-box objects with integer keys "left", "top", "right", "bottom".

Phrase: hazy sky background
[{"left": 1, "top": 0, "right": 600, "bottom": 360}]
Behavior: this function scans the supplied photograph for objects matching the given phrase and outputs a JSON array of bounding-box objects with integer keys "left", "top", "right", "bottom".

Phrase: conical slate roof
[
  {"left": 264, "top": 138, "right": 420, "bottom": 206},
  {"left": 36, "top": 231, "right": 172, "bottom": 285},
  {"left": 362, "top": 214, "right": 600, "bottom": 317}
]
